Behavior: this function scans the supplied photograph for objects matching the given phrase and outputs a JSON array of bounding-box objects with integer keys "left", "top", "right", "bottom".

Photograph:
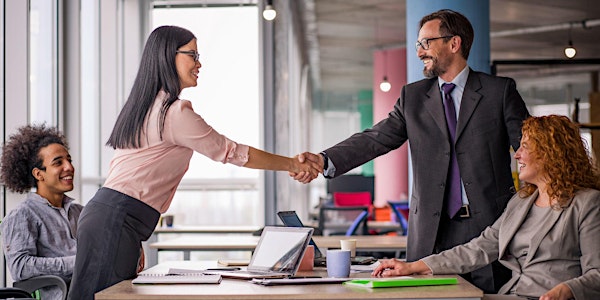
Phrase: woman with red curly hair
[{"left": 373, "top": 115, "right": 600, "bottom": 300}]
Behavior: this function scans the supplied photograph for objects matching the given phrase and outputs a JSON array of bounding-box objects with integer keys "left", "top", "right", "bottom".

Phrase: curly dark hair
[
  {"left": 518, "top": 115, "right": 600, "bottom": 208},
  {"left": 1, "top": 124, "right": 69, "bottom": 193}
]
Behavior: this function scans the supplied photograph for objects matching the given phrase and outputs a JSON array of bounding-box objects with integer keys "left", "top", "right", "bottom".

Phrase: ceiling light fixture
[
  {"left": 564, "top": 41, "right": 576, "bottom": 59},
  {"left": 379, "top": 51, "right": 391, "bottom": 92},
  {"left": 379, "top": 76, "right": 391, "bottom": 92},
  {"left": 564, "top": 24, "right": 576, "bottom": 59},
  {"left": 262, "top": 0, "right": 276, "bottom": 21}
]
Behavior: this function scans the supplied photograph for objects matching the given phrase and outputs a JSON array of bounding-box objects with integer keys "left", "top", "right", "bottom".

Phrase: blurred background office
[{"left": 1, "top": 0, "right": 599, "bottom": 284}]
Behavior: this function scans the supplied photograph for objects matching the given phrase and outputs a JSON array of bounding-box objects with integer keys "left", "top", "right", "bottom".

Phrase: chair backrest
[
  {"left": 333, "top": 191, "right": 374, "bottom": 222},
  {"left": 344, "top": 210, "right": 369, "bottom": 236},
  {"left": 326, "top": 174, "right": 374, "bottom": 201},
  {"left": 318, "top": 205, "right": 370, "bottom": 236},
  {"left": 333, "top": 192, "right": 371, "bottom": 206},
  {"left": 387, "top": 201, "right": 409, "bottom": 236},
  {"left": 13, "top": 275, "right": 68, "bottom": 300},
  {"left": 0, "top": 287, "right": 35, "bottom": 299}
]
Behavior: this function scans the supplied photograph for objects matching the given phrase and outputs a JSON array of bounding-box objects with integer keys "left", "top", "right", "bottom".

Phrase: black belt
[{"left": 456, "top": 204, "right": 470, "bottom": 219}]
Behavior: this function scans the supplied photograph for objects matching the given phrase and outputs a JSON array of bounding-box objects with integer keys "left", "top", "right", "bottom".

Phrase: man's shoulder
[
  {"left": 10, "top": 195, "right": 60, "bottom": 216},
  {"left": 468, "top": 70, "right": 515, "bottom": 85},
  {"left": 405, "top": 77, "right": 437, "bottom": 92},
  {"left": 1, "top": 199, "right": 38, "bottom": 226}
]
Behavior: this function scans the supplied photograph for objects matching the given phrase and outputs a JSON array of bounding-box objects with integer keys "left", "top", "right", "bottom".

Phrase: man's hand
[
  {"left": 539, "top": 283, "right": 573, "bottom": 300},
  {"left": 289, "top": 152, "right": 324, "bottom": 183}
]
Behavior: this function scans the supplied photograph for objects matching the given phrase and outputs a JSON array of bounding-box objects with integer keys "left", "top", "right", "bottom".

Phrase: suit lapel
[
  {"left": 423, "top": 81, "right": 451, "bottom": 141},
  {"left": 456, "top": 71, "right": 482, "bottom": 142},
  {"left": 498, "top": 191, "right": 536, "bottom": 258}
]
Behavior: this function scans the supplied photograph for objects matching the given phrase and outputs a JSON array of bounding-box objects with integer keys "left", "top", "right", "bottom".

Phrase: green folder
[{"left": 343, "top": 277, "right": 458, "bottom": 288}]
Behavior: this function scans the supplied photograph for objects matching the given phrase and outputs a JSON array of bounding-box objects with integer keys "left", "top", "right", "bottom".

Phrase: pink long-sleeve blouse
[{"left": 103, "top": 90, "right": 249, "bottom": 213}]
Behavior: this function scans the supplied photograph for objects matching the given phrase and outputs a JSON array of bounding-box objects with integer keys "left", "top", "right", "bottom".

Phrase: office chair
[
  {"left": 344, "top": 210, "right": 370, "bottom": 236},
  {"left": 326, "top": 175, "right": 374, "bottom": 202},
  {"left": 0, "top": 287, "right": 35, "bottom": 299},
  {"left": 13, "top": 275, "right": 68, "bottom": 300},
  {"left": 318, "top": 205, "right": 370, "bottom": 236},
  {"left": 332, "top": 192, "right": 371, "bottom": 206},
  {"left": 387, "top": 200, "right": 409, "bottom": 236},
  {"left": 333, "top": 191, "right": 374, "bottom": 221}
]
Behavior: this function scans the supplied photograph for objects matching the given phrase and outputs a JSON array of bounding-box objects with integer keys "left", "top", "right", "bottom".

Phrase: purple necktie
[{"left": 442, "top": 83, "right": 462, "bottom": 218}]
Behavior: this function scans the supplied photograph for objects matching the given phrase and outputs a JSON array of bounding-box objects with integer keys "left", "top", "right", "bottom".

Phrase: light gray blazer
[{"left": 422, "top": 188, "right": 600, "bottom": 299}]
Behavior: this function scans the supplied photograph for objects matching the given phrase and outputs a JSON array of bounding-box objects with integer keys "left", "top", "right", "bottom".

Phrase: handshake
[{"left": 289, "top": 152, "right": 324, "bottom": 184}]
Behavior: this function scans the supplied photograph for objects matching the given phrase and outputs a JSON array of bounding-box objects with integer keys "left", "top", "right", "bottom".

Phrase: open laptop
[
  {"left": 277, "top": 211, "right": 376, "bottom": 266},
  {"left": 204, "top": 226, "right": 313, "bottom": 279}
]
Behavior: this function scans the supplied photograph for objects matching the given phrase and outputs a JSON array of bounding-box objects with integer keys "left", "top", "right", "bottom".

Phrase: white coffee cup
[
  {"left": 326, "top": 249, "right": 351, "bottom": 277},
  {"left": 340, "top": 239, "right": 357, "bottom": 257}
]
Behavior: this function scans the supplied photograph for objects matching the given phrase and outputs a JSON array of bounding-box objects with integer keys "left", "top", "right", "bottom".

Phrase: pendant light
[
  {"left": 379, "top": 76, "right": 391, "bottom": 92},
  {"left": 564, "top": 24, "right": 576, "bottom": 59},
  {"left": 263, "top": 0, "right": 276, "bottom": 21},
  {"left": 379, "top": 51, "right": 391, "bottom": 92}
]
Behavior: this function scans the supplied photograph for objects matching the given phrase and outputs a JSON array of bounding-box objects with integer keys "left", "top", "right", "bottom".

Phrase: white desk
[
  {"left": 305, "top": 220, "right": 402, "bottom": 233},
  {"left": 150, "top": 235, "right": 407, "bottom": 260},
  {"left": 153, "top": 225, "right": 261, "bottom": 234},
  {"left": 96, "top": 260, "right": 483, "bottom": 300},
  {"left": 144, "top": 225, "right": 260, "bottom": 267}
]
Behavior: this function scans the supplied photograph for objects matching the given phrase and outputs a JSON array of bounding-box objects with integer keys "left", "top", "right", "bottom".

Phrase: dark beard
[{"left": 422, "top": 56, "right": 445, "bottom": 78}]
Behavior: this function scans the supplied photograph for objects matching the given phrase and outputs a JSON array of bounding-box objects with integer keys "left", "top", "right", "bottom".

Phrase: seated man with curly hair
[{"left": 0, "top": 124, "right": 82, "bottom": 300}]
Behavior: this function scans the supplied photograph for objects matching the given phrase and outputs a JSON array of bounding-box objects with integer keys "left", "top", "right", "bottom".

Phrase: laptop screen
[
  {"left": 248, "top": 226, "right": 313, "bottom": 274},
  {"left": 277, "top": 211, "right": 323, "bottom": 258}
]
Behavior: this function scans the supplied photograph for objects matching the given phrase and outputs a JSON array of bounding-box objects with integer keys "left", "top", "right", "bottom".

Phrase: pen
[{"left": 205, "top": 267, "right": 241, "bottom": 271}]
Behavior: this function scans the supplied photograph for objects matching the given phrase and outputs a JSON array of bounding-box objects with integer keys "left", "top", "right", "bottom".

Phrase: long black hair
[{"left": 106, "top": 25, "right": 196, "bottom": 149}]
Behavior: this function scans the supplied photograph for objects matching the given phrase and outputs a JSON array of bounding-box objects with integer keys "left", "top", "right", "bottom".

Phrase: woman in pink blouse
[{"left": 68, "top": 25, "right": 321, "bottom": 300}]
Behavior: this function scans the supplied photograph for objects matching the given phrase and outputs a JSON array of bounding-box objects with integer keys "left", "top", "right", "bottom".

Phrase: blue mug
[{"left": 326, "top": 249, "right": 351, "bottom": 277}]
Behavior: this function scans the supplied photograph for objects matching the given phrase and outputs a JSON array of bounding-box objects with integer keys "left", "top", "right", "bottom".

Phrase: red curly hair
[{"left": 518, "top": 115, "right": 600, "bottom": 208}]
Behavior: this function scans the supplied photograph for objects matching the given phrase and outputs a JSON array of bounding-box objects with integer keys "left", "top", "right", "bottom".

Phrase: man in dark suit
[{"left": 291, "top": 9, "right": 529, "bottom": 293}]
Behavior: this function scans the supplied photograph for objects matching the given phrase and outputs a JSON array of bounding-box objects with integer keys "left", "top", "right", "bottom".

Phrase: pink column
[{"left": 373, "top": 48, "right": 408, "bottom": 207}]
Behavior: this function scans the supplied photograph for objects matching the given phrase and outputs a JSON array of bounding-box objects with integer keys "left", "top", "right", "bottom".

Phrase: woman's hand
[
  {"left": 289, "top": 152, "right": 323, "bottom": 183},
  {"left": 371, "top": 259, "right": 432, "bottom": 277},
  {"left": 539, "top": 283, "right": 573, "bottom": 300},
  {"left": 137, "top": 247, "right": 145, "bottom": 273}
]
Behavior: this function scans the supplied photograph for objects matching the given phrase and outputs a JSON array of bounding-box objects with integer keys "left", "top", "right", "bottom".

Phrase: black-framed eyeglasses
[
  {"left": 415, "top": 36, "right": 454, "bottom": 51},
  {"left": 176, "top": 50, "right": 200, "bottom": 62}
]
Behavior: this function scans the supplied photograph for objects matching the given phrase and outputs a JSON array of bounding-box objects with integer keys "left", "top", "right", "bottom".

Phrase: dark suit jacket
[
  {"left": 422, "top": 189, "right": 600, "bottom": 299},
  {"left": 323, "top": 70, "right": 530, "bottom": 261}
]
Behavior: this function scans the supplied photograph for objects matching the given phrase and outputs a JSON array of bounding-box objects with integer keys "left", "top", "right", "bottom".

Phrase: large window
[
  {"left": 151, "top": 4, "right": 262, "bottom": 227},
  {"left": 80, "top": 0, "right": 101, "bottom": 204},
  {"left": 29, "top": 0, "right": 59, "bottom": 125}
]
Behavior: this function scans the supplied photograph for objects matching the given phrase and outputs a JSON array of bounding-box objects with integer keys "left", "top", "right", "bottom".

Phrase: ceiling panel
[{"left": 301, "top": 0, "right": 600, "bottom": 107}]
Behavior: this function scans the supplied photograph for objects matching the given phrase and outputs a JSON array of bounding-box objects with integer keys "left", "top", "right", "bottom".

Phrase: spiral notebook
[{"left": 132, "top": 268, "right": 222, "bottom": 284}]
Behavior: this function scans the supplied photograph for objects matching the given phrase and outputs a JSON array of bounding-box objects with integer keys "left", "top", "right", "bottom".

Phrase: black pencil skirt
[{"left": 67, "top": 187, "right": 160, "bottom": 300}]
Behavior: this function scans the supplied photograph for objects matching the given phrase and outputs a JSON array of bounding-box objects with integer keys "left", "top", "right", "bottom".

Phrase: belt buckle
[{"left": 459, "top": 205, "right": 470, "bottom": 218}]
